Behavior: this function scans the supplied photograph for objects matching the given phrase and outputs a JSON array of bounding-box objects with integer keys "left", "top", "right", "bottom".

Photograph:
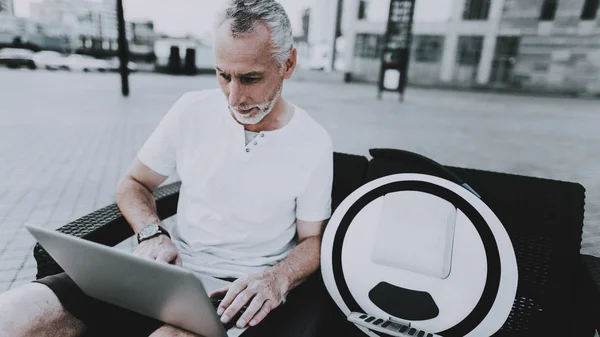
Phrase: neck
[{"left": 243, "top": 97, "right": 291, "bottom": 133}]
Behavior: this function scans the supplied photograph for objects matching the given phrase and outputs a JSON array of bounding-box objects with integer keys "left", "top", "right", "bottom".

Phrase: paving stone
[
  {"left": 9, "top": 278, "right": 34, "bottom": 290},
  {"left": 0, "top": 269, "right": 18, "bottom": 282},
  {"left": 15, "top": 267, "right": 37, "bottom": 280},
  {"left": 0, "top": 258, "right": 23, "bottom": 272},
  {"left": 0, "top": 248, "right": 33, "bottom": 261},
  {"left": 0, "top": 281, "right": 10, "bottom": 294}
]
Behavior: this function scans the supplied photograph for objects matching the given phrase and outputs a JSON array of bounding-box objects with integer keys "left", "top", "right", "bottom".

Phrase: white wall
[{"left": 308, "top": 0, "right": 335, "bottom": 45}]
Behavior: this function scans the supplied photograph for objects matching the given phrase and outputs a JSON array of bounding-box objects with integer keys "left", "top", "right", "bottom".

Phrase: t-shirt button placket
[{"left": 246, "top": 133, "right": 264, "bottom": 153}]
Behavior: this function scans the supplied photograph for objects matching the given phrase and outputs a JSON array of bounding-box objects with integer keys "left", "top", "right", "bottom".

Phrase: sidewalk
[{"left": 1, "top": 69, "right": 599, "bottom": 293}]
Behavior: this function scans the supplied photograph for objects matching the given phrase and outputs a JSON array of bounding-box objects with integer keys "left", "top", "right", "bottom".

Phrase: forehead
[{"left": 214, "top": 20, "right": 275, "bottom": 72}]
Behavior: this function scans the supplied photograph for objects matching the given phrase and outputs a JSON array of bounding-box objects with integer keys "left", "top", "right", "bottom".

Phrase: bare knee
[
  {"left": 150, "top": 324, "right": 205, "bottom": 337},
  {"left": 0, "top": 283, "right": 86, "bottom": 337}
]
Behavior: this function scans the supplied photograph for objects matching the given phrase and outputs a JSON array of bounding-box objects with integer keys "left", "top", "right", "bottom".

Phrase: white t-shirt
[{"left": 138, "top": 89, "right": 333, "bottom": 278}]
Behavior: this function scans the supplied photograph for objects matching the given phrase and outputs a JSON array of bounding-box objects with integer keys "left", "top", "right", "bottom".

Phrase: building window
[
  {"left": 413, "top": 35, "right": 444, "bottom": 63},
  {"left": 354, "top": 33, "right": 384, "bottom": 59},
  {"left": 358, "top": 0, "right": 368, "bottom": 20},
  {"left": 581, "top": 0, "right": 599, "bottom": 20},
  {"left": 463, "top": 0, "right": 491, "bottom": 20},
  {"left": 494, "top": 36, "right": 520, "bottom": 57},
  {"left": 533, "top": 62, "right": 549, "bottom": 71},
  {"left": 354, "top": 35, "right": 364, "bottom": 57},
  {"left": 539, "top": 0, "right": 558, "bottom": 21},
  {"left": 457, "top": 36, "right": 484, "bottom": 66}
]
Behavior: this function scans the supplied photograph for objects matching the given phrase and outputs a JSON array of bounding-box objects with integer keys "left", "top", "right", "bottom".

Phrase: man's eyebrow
[
  {"left": 214, "top": 67, "right": 263, "bottom": 78},
  {"left": 237, "top": 71, "right": 264, "bottom": 78}
]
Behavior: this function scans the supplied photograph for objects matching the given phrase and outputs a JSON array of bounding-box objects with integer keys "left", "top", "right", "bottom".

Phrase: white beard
[{"left": 229, "top": 86, "right": 282, "bottom": 125}]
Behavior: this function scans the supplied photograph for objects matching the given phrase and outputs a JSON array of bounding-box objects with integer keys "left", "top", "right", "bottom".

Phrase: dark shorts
[
  {"left": 34, "top": 272, "right": 164, "bottom": 337},
  {"left": 34, "top": 272, "right": 327, "bottom": 337}
]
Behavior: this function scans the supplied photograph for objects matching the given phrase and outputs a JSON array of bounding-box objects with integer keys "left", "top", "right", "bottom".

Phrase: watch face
[{"left": 140, "top": 223, "right": 159, "bottom": 238}]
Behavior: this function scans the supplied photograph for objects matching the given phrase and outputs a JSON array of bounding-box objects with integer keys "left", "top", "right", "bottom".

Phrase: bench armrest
[{"left": 582, "top": 254, "right": 600, "bottom": 332}]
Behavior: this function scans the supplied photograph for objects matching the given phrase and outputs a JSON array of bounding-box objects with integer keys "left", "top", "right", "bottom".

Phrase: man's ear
[{"left": 283, "top": 47, "right": 297, "bottom": 79}]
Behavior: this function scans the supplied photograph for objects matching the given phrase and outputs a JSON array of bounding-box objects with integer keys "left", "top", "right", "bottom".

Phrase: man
[{"left": 0, "top": 1, "right": 333, "bottom": 336}]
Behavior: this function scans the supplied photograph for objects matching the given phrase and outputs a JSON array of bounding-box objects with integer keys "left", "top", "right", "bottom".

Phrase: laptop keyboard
[
  {"left": 210, "top": 298, "right": 248, "bottom": 331},
  {"left": 347, "top": 312, "right": 440, "bottom": 337}
]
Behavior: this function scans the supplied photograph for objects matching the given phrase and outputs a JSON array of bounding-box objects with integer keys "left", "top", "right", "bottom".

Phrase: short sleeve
[
  {"left": 296, "top": 144, "right": 334, "bottom": 222},
  {"left": 137, "top": 94, "right": 189, "bottom": 176}
]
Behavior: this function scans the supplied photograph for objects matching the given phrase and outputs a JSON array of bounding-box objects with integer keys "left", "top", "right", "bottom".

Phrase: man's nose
[{"left": 228, "top": 81, "right": 244, "bottom": 107}]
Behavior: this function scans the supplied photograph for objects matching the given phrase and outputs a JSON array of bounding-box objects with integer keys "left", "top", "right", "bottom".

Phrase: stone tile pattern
[{"left": 0, "top": 69, "right": 598, "bottom": 294}]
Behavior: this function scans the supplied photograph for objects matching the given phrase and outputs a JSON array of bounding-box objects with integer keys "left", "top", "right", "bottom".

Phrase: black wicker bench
[{"left": 33, "top": 149, "right": 600, "bottom": 336}]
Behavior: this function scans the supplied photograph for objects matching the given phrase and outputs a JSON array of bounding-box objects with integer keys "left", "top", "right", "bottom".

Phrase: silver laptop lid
[{"left": 26, "top": 224, "right": 227, "bottom": 337}]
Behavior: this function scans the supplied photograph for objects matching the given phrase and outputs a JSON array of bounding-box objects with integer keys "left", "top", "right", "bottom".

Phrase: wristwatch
[{"left": 137, "top": 223, "right": 171, "bottom": 244}]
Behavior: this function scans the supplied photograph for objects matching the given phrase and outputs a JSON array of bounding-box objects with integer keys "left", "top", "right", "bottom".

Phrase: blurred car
[
  {"left": 33, "top": 51, "right": 69, "bottom": 70},
  {"left": 0, "top": 48, "right": 36, "bottom": 69},
  {"left": 107, "top": 57, "right": 139, "bottom": 72},
  {"left": 66, "top": 54, "right": 110, "bottom": 72}
]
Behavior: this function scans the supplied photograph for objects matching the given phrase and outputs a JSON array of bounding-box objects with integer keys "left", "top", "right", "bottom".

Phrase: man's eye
[
  {"left": 220, "top": 73, "right": 231, "bottom": 81},
  {"left": 241, "top": 77, "right": 259, "bottom": 84}
]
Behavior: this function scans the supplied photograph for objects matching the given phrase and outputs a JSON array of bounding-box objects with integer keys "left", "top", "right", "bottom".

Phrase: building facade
[
  {"left": 0, "top": 0, "right": 15, "bottom": 45},
  {"left": 0, "top": 0, "right": 14, "bottom": 15},
  {"left": 1, "top": 0, "right": 155, "bottom": 57},
  {"left": 0, "top": 13, "right": 72, "bottom": 52},
  {"left": 344, "top": 0, "right": 600, "bottom": 94},
  {"left": 30, "top": 0, "right": 120, "bottom": 55}
]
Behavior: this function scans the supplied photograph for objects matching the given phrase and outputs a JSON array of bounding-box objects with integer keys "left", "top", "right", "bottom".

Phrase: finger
[
  {"left": 174, "top": 254, "right": 182, "bottom": 266},
  {"left": 218, "top": 280, "right": 247, "bottom": 313},
  {"left": 236, "top": 295, "right": 266, "bottom": 328},
  {"left": 221, "top": 289, "right": 253, "bottom": 324},
  {"left": 166, "top": 251, "right": 180, "bottom": 265},
  {"left": 209, "top": 286, "right": 230, "bottom": 299},
  {"left": 156, "top": 251, "right": 176, "bottom": 264},
  {"left": 132, "top": 248, "right": 156, "bottom": 260},
  {"left": 248, "top": 300, "right": 275, "bottom": 327}
]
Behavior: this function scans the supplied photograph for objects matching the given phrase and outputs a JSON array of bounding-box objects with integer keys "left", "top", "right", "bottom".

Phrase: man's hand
[
  {"left": 132, "top": 234, "right": 182, "bottom": 266},
  {"left": 209, "top": 270, "right": 288, "bottom": 329}
]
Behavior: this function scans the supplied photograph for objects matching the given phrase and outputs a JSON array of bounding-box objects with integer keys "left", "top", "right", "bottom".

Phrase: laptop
[{"left": 26, "top": 224, "right": 234, "bottom": 337}]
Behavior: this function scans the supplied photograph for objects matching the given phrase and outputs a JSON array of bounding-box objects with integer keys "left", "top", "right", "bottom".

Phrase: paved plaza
[{"left": 0, "top": 68, "right": 599, "bottom": 293}]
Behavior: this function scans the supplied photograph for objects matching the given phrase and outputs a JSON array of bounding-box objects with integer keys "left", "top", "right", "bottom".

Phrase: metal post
[
  {"left": 117, "top": 0, "right": 129, "bottom": 97},
  {"left": 330, "top": 0, "right": 344, "bottom": 71}
]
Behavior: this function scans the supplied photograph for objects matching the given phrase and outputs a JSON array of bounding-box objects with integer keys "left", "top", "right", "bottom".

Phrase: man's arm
[
  {"left": 213, "top": 218, "right": 326, "bottom": 328},
  {"left": 116, "top": 158, "right": 167, "bottom": 232},
  {"left": 116, "top": 158, "right": 181, "bottom": 265},
  {"left": 268, "top": 218, "right": 325, "bottom": 294}
]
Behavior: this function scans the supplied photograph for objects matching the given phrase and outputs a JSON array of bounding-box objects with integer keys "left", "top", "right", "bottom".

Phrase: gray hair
[{"left": 215, "top": 0, "right": 293, "bottom": 66}]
